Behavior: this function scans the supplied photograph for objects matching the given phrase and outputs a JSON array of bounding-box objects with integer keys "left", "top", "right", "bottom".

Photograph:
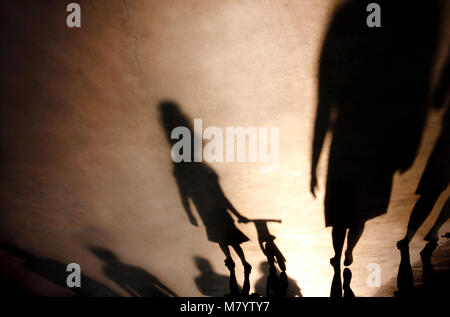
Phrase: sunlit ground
[{"left": 0, "top": 0, "right": 449, "bottom": 297}]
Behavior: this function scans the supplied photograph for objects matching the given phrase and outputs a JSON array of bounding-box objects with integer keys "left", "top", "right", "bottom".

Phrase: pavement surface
[{"left": 0, "top": 0, "right": 449, "bottom": 297}]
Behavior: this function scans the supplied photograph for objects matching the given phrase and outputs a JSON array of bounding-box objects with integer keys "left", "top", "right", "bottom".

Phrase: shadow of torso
[{"left": 174, "top": 162, "right": 248, "bottom": 245}]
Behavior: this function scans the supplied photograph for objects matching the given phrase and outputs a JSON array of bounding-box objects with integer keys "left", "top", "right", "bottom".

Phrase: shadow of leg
[
  {"left": 421, "top": 241, "right": 438, "bottom": 292},
  {"left": 266, "top": 264, "right": 278, "bottom": 297},
  {"left": 224, "top": 259, "right": 239, "bottom": 297},
  {"left": 241, "top": 271, "right": 250, "bottom": 297},
  {"left": 396, "top": 246, "right": 414, "bottom": 297},
  {"left": 227, "top": 270, "right": 239, "bottom": 297},
  {"left": 279, "top": 271, "right": 288, "bottom": 296},
  {"left": 330, "top": 265, "right": 342, "bottom": 299}
]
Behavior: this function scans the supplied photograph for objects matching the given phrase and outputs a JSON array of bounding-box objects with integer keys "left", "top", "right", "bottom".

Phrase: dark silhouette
[
  {"left": 250, "top": 219, "right": 289, "bottom": 296},
  {"left": 1, "top": 244, "right": 120, "bottom": 297},
  {"left": 254, "top": 262, "right": 302, "bottom": 297},
  {"left": 90, "top": 246, "right": 177, "bottom": 297},
  {"left": 395, "top": 58, "right": 449, "bottom": 296},
  {"left": 395, "top": 244, "right": 414, "bottom": 297},
  {"left": 420, "top": 241, "right": 438, "bottom": 289},
  {"left": 0, "top": 277, "right": 37, "bottom": 297},
  {"left": 330, "top": 266, "right": 356, "bottom": 299},
  {"left": 311, "top": 0, "right": 440, "bottom": 296},
  {"left": 397, "top": 59, "right": 450, "bottom": 250},
  {"left": 378, "top": 240, "right": 450, "bottom": 297},
  {"left": 330, "top": 264, "right": 342, "bottom": 299},
  {"left": 343, "top": 268, "right": 355, "bottom": 299},
  {"left": 193, "top": 256, "right": 230, "bottom": 296},
  {"left": 395, "top": 239, "right": 450, "bottom": 298},
  {"left": 159, "top": 101, "right": 252, "bottom": 296}
]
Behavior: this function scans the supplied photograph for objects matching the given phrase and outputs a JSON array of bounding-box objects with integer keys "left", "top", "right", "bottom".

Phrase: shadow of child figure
[{"left": 159, "top": 101, "right": 252, "bottom": 297}]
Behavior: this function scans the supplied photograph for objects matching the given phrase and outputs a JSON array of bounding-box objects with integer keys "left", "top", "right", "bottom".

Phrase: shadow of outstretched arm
[
  {"left": 226, "top": 198, "right": 249, "bottom": 223},
  {"left": 311, "top": 36, "right": 334, "bottom": 197}
]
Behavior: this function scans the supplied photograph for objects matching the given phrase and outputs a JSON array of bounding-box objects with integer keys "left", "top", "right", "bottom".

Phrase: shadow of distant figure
[
  {"left": 194, "top": 256, "right": 230, "bottom": 297},
  {"left": 397, "top": 58, "right": 449, "bottom": 251},
  {"left": 250, "top": 219, "right": 290, "bottom": 296},
  {"left": 1, "top": 244, "right": 119, "bottom": 296},
  {"left": 90, "top": 246, "right": 177, "bottom": 297},
  {"left": 0, "top": 276, "right": 37, "bottom": 297},
  {"left": 311, "top": 0, "right": 440, "bottom": 297},
  {"left": 254, "top": 262, "right": 302, "bottom": 297},
  {"left": 159, "top": 101, "right": 252, "bottom": 297},
  {"left": 343, "top": 268, "right": 355, "bottom": 298}
]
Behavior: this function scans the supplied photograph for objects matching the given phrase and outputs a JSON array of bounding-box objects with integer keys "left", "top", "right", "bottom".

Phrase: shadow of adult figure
[
  {"left": 90, "top": 246, "right": 177, "bottom": 297},
  {"left": 311, "top": 0, "right": 440, "bottom": 297},
  {"left": 1, "top": 244, "right": 120, "bottom": 297},
  {"left": 397, "top": 58, "right": 450, "bottom": 255},
  {"left": 254, "top": 262, "right": 302, "bottom": 297},
  {"left": 159, "top": 101, "right": 252, "bottom": 296},
  {"left": 250, "top": 219, "right": 289, "bottom": 296},
  {"left": 193, "top": 256, "right": 231, "bottom": 297}
]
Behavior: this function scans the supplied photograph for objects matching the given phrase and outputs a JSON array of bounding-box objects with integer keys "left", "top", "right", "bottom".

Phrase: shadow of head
[
  {"left": 194, "top": 256, "right": 213, "bottom": 273},
  {"left": 89, "top": 246, "right": 119, "bottom": 263},
  {"left": 158, "top": 100, "right": 192, "bottom": 142}
]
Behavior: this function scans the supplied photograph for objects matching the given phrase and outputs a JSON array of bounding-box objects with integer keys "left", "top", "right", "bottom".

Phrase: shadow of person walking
[
  {"left": 249, "top": 219, "right": 291, "bottom": 296},
  {"left": 397, "top": 58, "right": 450, "bottom": 256},
  {"left": 90, "top": 246, "right": 177, "bottom": 297},
  {"left": 312, "top": 0, "right": 440, "bottom": 298},
  {"left": 159, "top": 101, "right": 252, "bottom": 297},
  {"left": 254, "top": 262, "right": 302, "bottom": 297},
  {"left": 342, "top": 268, "right": 355, "bottom": 299},
  {"left": 1, "top": 244, "right": 120, "bottom": 296}
]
